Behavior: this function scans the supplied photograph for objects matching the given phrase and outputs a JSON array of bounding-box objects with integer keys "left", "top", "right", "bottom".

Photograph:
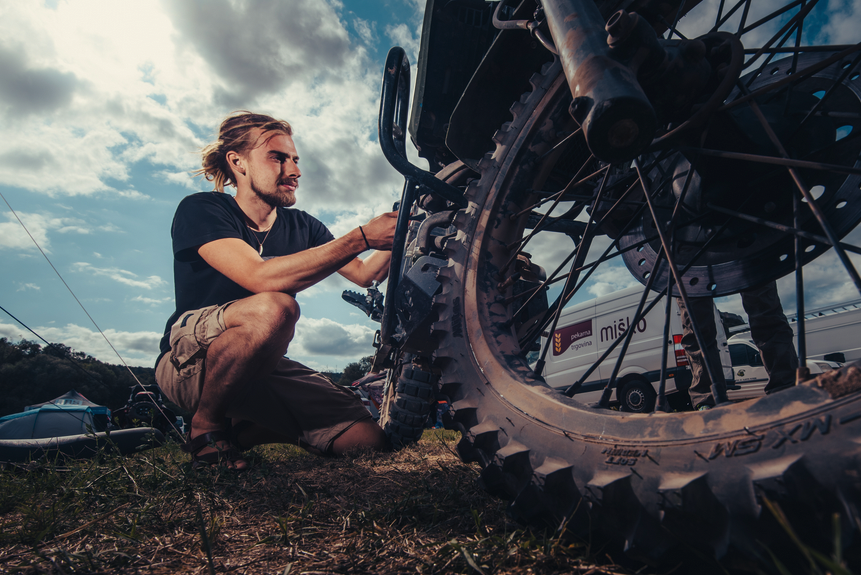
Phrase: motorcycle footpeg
[{"left": 342, "top": 290, "right": 374, "bottom": 317}]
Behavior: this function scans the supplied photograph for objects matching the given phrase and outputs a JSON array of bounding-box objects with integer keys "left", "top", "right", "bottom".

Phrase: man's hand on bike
[{"left": 362, "top": 211, "right": 398, "bottom": 251}]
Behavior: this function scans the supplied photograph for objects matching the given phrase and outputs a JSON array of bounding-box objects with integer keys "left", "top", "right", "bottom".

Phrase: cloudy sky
[
  {"left": 0, "top": 0, "right": 859, "bottom": 373},
  {"left": 0, "top": 0, "right": 422, "bottom": 371}
]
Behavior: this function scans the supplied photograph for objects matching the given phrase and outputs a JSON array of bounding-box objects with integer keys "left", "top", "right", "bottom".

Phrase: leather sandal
[{"left": 182, "top": 430, "right": 247, "bottom": 470}]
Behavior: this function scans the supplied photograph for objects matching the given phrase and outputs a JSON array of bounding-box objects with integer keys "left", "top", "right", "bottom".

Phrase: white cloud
[
  {"left": 0, "top": 0, "right": 415, "bottom": 220},
  {"left": 16, "top": 283, "right": 40, "bottom": 292},
  {"left": 72, "top": 262, "right": 166, "bottom": 290},
  {"left": 292, "top": 316, "right": 376, "bottom": 359},
  {"left": 821, "top": 0, "right": 861, "bottom": 44},
  {"left": 773, "top": 240, "right": 861, "bottom": 315},
  {"left": 0, "top": 120, "right": 129, "bottom": 197},
  {"left": 586, "top": 263, "right": 643, "bottom": 298},
  {"left": 115, "top": 189, "right": 152, "bottom": 201},
  {"left": 353, "top": 18, "right": 376, "bottom": 46},
  {"left": 0, "top": 217, "right": 48, "bottom": 251},
  {"left": 0, "top": 212, "right": 96, "bottom": 252},
  {"left": 404, "top": 0, "right": 425, "bottom": 13},
  {"left": 386, "top": 22, "right": 420, "bottom": 61},
  {"left": 130, "top": 295, "right": 172, "bottom": 306},
  {"left": 161, "top": 171, "right": 199, "bottom": 191},
  {"left": 0, "top": 1, "right": 204, "bottom": 196},
  {"left": 0, "top": 321, "right": 161, "bottom": 367},
  {"left": 97, "top": 224, "right": 125, "bottom": 234},
  {"left": 55, "top": 221, "right": 93, "bottom": 235}
]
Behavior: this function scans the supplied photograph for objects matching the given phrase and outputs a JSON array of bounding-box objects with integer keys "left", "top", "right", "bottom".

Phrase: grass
[
  {"left": 0, "top": 430, "right": 856, "bottom": 574},
  {"left": 0, "top": 430, "right": 622, "bottom": 574}
]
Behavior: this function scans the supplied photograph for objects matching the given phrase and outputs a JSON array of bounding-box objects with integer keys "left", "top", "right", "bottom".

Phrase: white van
[
  {"left": 541, "top": 286, "right": 732, "bottom": 412},
  {"left": 787, "top": 306, "right": 861, "bottom": 363},
  {"left": 726, "top": 336, "right": 824, "bottom": 401},
  {"left": 724, "top": 303, "right": 861, "bottom": 400}
]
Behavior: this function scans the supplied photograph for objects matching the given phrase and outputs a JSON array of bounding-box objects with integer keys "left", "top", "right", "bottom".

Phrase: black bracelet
[{"left": 358, "top": 226, "right": 371, "bottom": 251}]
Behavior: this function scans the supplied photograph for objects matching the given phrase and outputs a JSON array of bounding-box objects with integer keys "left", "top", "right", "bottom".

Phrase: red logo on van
[{"left": 553, "top": 320, "right": 593, "bottom": 356}]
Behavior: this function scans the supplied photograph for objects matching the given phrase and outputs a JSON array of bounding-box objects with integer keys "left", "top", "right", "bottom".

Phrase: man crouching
[{"left": 155, "top": 111, "right": 396, "bottom": 469}]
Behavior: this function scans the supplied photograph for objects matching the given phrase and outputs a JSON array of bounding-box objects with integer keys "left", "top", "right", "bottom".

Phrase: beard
[{"left": 250, "top": 176, "right": 297, "bottom": 208}]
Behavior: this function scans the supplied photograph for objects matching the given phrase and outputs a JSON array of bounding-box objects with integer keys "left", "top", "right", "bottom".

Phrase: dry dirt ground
[
  {"left": 0, "top": 429, "right": 853, "bottom": 574},
  {"left": 0, "top": 430, "right": 632, "bottom": 575}
]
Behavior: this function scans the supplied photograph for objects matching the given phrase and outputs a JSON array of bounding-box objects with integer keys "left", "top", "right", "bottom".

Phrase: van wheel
[
  {"left": 432, "top": 0, "right": 861, "bottom": 562},
  {"left": 619, "top": 378, "right": 656, "bottom": 413}
]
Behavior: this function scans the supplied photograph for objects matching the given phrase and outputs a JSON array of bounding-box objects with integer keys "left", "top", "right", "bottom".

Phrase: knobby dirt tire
[
  {"left": 378, "top": 160, "right": 477, "bottom": 448},
  {"left": 431, "top": 54, "right": 861, "bottom": 563},
  {"left": 381, "top": 363, "right": 438, "bottom": 448}
]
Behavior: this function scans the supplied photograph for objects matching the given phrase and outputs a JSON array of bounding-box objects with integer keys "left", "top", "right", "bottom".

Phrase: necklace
[{"left": 247, "top": 220, "right": 274, "bottom": 255}]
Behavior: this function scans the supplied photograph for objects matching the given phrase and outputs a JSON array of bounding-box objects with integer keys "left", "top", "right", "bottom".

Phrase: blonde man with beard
[{"left": 156, "top": 111, "right": 396, "bottom": 469}]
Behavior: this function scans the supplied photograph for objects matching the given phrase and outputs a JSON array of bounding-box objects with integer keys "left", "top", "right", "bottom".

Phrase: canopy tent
[
  {"left": 25, "top": 389, "right": 102, "bottom": 410},
  {"left": 0, "top": 390, "right": 111, "bottom": 440}
]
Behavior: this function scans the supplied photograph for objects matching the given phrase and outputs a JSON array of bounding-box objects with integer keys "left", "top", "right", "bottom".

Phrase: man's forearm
[
  {"left": 260, "top": 229, "right": 369, "bottom": 293},
  {"left": 199, "top": 228, "right": 369, "bottom": 295},
  {"left": 334, "top": 248, "right": 391, "bottom": 288}
]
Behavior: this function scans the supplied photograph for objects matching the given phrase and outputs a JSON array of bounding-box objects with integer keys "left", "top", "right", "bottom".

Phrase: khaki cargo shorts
[{"left": 156, "top": 302, "right": 372, "bottom": 453}]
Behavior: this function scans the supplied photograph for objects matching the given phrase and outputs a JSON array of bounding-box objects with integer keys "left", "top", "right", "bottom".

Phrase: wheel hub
[{"left": 620, "top": 53, "right": 861, "bottom": 296}]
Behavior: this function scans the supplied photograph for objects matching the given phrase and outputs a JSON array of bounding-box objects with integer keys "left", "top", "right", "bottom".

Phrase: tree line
[
  {"left": 336, "top": 355, "right": 373, "bottom": 386},
  {"left": 0, "top": 338, "right": 156, "bottom": 418},
  {"left": 0, "top": 337, "right": 375, "bottom": 419}
]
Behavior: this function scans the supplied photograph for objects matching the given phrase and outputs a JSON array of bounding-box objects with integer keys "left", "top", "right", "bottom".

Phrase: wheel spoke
[
  {"left": 635, "top": 159, "right": 728, "bottom": 403},
  {"left": 502, "top": 155, "right": 598, "bottom": 274},
  {"left": 521, "top": 218, "right": 643, "bottom": 354},
  {"left": 742, "top": 0, "right": 817, "bottom": 80},
  {"left": 744, "top": 45, "right": 857, "bottom": 55},
  {"left": 789, "top": 0, "right": 804, "bottom": 75},
  {"left": 794, "top": 192, "right": 809, "bottom": 373},
  {"left": 598, "top": 251, "right": 667, "bottom": 407},
  {"left": 522, "top": 164, "right": 671, "bottom": 350},
  {"left": 564, "top": 283, "right": 670, "bottom": 397},
  {"left": 705, "top": 203, "right": 861, "bottom": 255},
  {"left": 685, "top": 148, "right": 861, "bottom": 176},
  {"left": 517, "top": 178, "right": 639, "bottom": 322},
  {"left": 533, "top": 202, "right": 604, "bottom": 376},
  {"left": 655, "top": 270, "right": 676, "bottom": 412},
  {"left": 509, "top": 163, "right": 606, "bottom": 222},
  {"left": 518, "top": 147, "right": 726, "bottom": 352},
  {"left": 739, "top": 0, "right": 804, "bottom": 36},
  {"left": 712, "top": 0, "right": 746, "bottom": 33},
  {"left": 745, "top": 96, "right": 861, "bottom": 295},
  {"left": 509, "top": 213, "right": 658, "bottom": 316},
  {"left": 735, "top": 0, "right": 751, "bottom": 36},
  {"left": 724, "top": 44, "right": 861, "bottom": 111},
  {"left": 660, "top": 1, "right": 689, "bottom": 41},
  {"left": 748, "top": 7, "right": 800, "bottom": 84},
  {"left": 535, "top": 128, "right": 582, "bottom": 162},
  {"left": 787, "top": 51, "right": 861, "bottom": 142},
  {"left": 566, "top": 160, "right": 736, "bottom": 400}
]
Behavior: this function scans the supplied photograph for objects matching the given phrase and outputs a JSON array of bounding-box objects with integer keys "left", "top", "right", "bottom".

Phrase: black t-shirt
[{"left": 158, "top": 192, "right": 335, "bottom": 359}]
